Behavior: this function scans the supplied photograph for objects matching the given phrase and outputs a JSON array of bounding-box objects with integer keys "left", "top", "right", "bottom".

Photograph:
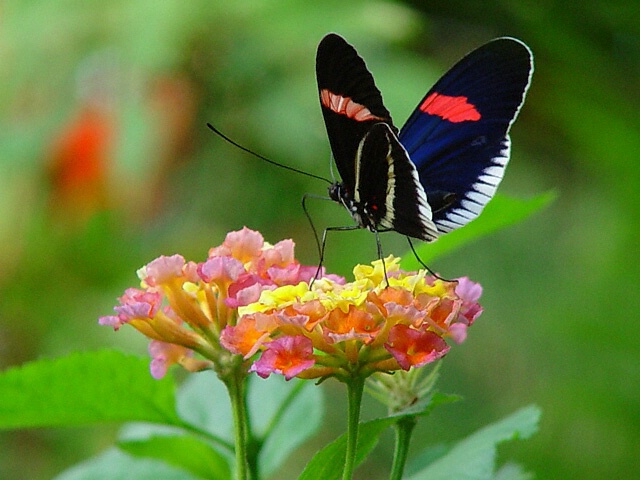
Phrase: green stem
[
  {"left": 389, "top": 416, "right": 417, "bottom": 480},
  {"left": 224, "top": 367, "right": 250, "bottom": 480},
  {"left": 343, "top": 376, "right": 365, "bottom": 480}
]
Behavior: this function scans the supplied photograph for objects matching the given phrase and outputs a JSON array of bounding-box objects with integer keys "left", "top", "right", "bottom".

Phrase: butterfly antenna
[
  {"left": 406, "top": 237, "right": 456, "bottom": 283},
  {"left": 207, "top": 123, "right": 332, "bottom": 185}
]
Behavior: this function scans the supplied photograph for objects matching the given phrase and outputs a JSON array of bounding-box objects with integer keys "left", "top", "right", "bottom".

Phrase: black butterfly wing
[
  {"left": 316, "top": 33, "right": 449, "bottom": 242},
  {"left": 355, "top": 123, "right": 438, "bottom": 241},
  {"left": 399, "top": 38, "right": 533, "bottom": 233},
  {"left": 316, "top": 33, "right": 394, "bottom": 194}
]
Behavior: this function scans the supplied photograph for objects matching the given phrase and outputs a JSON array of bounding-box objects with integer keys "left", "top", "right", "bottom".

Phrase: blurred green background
[{"left": 1, "top": 1, "right": 639, "bottom": 478}]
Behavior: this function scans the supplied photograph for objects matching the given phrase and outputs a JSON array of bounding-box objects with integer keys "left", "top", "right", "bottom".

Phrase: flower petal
[
  {"left": 210, "top": 226, "right": 264, "bottom": 263},
  {"left": 385, "top": 324, "right": 450, "bottom": 370},
  {"left": 198, "top": 256, "right": 245, "bottom": 283},
  {"left": 142, "top": 255, "right": 186, "bottom": 286},
  {"left": 455, "top": 277, "right": 484, "bottom": 324},
  {"left": 226, "top": 274, "right": 272, "bottom": 308},
  {"left": 148, "top": 340, "right": 192, "bottom": 379},
  {"left": 249, "top": 335, "right": 315, "bottom": 380},
  {"left": 220, "top": 314, "right": 273, "bottom": 358}
]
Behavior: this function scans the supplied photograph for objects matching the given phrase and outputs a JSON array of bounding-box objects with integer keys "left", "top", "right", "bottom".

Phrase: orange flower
[{"left": 221, "top": 256, "right": 483, "bottom": 381}]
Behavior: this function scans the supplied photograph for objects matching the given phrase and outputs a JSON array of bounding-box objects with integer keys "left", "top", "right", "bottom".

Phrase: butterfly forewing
[
  {"left": 316, "top": 34, "right": 394, "bottom": 193},
  {"left": 317, "top": 34, "right": 439, "bottom": 241},
  {"left": 399, "top": 38, "right": 533, "bottom": 233}
]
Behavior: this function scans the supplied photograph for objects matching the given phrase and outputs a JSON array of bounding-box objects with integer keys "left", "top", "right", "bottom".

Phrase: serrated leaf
[
  {"left": 406, "top": 405, "right": 541, "bottom": 480},
  {"left": 53, "top": 447, "right": 200, "bottom": 480},
  {"left": 401, "top": 193, "right": 556, "bottom": 268},
  {"left": 0, "top": 350, "right": 180, "bottom": 429},
  {"left": 119, "top": 434, "right": 231, "bottom": 480},
  {"left": 299, "top": 417, "right": 396, "bottom": 480},
  {"left": 256, "top": 378, "right": 324, "bottom": 477}
]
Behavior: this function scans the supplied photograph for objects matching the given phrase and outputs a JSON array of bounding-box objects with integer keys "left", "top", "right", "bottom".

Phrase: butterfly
[{"left": 316, "top": 33, "right": 533, "bottom": 247}]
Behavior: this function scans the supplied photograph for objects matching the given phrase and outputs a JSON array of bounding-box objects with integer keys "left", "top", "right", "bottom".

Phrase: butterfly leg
[
  {"left": 302, "top": 193, "right": 325, "bottom": 260},
  {"left": 373, "top": 229, "right": 389, "bottom": 287},
  {"left": 311, "top": 224, "right": 361, "bottom": 287},
  {"left": 406, "top": 237, "right": 455, "bottom": 283}
]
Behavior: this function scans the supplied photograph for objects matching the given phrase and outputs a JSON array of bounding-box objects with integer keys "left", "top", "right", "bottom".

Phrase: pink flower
[
  {"left": 456, "top": 276, "right": 484, "bottom": 325},
  {"left": 98, "top": 288, "right": 162, "bottom": 330},
  {"left": 225, "top": 273, "right": 273, "bottom": 308},
  {"left": 249, "top": 336, "right": 315, "bottom": 380},
  {"left": 384, "top": 324, "right": 450, "bottom": 370},
  {"left": 197, "top": 256, "right": 245, "bottom": 284},
  {"left": 208, "top": 227, "right": 264, "bottom": 263},
  {"left": 143, "top": 255, "right": 186, "bottom": 286},
  {"left": 100, "top": 227, "right": 333, "bottom": 379},
  {"left": 148, "top": 341, "right": 213, "bottom": 379},
  {"left": 148, "top": 341, "right": 192, "bottom": 379},
  {"left": 261, "top": 239, "right": 295, "bottom": 268}
]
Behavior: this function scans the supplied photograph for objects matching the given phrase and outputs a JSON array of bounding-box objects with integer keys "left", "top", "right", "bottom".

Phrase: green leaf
[
  {"left": 405, "top": 405, "right": 541, "bottom": 480},
  {"left": 53, "top": 447, "right": 201, "bottom": 480},
  {"left": 495, "top": 462, "right": 534, "bottom": 480},
  {"left": 299, "top": 417, "right": 396, "bottom": 480},
  {"left": 253, "top": 377, "right": 324, "bottom": 477},
  {"left": 164, "top": 371, "right": 325, "bottom": 477},
  {"left": 175, "top": 370, "right": 234, "bottom": 443},
  {"left": 299, "top": 391, "right": 458, "bottom": 479},
  {"left": 0, "top": 350, "right": 181, "bottom": 430},
  {"left": 401, "top": 193, "right": 556, "bottom": 268},
  {"left": 119, "top": 434, "right": 231, "bottom": 480}
]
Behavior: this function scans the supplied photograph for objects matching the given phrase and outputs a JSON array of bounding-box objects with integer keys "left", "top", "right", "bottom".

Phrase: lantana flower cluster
[
  {"left": 99, "top": 227, "right": 339, "bottom": 378},
  {"left": 221, "top": 256, "right": 483, "bottom": 382}
]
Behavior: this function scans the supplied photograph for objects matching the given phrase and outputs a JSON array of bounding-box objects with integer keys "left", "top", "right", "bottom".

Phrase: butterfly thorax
[{"left": 329, "top": 182, "right": 379, "bottom": 231}]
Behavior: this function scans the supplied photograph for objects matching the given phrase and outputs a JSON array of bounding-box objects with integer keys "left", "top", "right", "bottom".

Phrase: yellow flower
[{"left": 221, "top": 256, "right": 483, "bottom": 381}]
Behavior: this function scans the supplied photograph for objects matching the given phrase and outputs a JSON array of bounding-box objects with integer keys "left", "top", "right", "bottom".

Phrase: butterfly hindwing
[
  {"left": 399, "top": 38, "right": 533, "bottom": 233},
  {"left": 355, "top": 123, "right": 438, "bottom": 240}
]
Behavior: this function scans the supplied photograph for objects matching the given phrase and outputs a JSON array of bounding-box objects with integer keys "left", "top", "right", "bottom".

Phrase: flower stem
[
  {"left": 343, "top": 376, "right": 365, "bottom": 480},
  {"left": 223, "top": 366, "right": 250, "bottom": 480},
  {"left": 389, "top": 416, "right": 417, "bottom": 480}
]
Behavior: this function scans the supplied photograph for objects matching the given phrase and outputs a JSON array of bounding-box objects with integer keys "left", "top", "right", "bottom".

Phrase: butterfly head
[{"left": 329, "top": 181, "right": 384, "bottom": 233}]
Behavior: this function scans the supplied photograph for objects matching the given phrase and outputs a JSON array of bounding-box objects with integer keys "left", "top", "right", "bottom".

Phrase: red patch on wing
[
  {"left": 419, "top": 92, "right": 481, "bottom": 123},
  {"left": 320, "top": 89, "right": 386, "bottom": 122}
]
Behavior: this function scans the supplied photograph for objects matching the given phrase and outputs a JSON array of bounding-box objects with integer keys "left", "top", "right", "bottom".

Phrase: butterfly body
[
  {"left": 327, "top": 121, "right": 438, "bottom": 241},
  {"left": 316, "top": 34, "right": 533, "bottom": 242}
]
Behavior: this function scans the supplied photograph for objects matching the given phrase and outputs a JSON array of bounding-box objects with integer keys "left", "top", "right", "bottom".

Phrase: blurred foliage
[{"left": 0, "top": 0, "right": 639, "bottom": 479}]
